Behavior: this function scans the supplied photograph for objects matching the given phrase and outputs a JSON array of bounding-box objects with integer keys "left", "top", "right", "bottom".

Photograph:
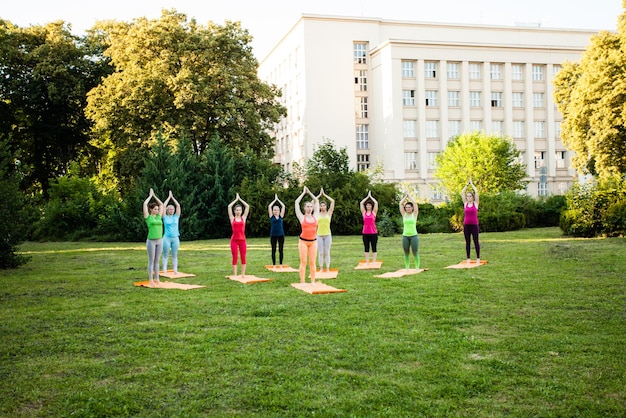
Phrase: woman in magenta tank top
[
  {"left": 228, "top": 193, "right": 249, "bottom": 277},
  {"left": 461, "top": 179, "right": 480, "bottom": 265}
]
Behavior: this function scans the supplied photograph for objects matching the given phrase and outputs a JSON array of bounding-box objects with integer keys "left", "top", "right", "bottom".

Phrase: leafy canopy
[
  {"left": 553, "top": 5, "right": 626, "bottom": 178},
  {"left": 435, "top": 132, "right": 528, "bottom": 196}
]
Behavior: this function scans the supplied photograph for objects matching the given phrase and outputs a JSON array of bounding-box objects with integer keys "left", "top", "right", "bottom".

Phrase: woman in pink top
[
  {"left": 228, "top": 193, "right": 250, "bottom": 277},
  {"left": 359, "top": 191, "right": 379, "bottom": 265},
  {"left": 295, "top": 186, "right": 319, "bottom": 285},
  {"left": 461, "top": 178, "right": 480, "bottom": 265}
]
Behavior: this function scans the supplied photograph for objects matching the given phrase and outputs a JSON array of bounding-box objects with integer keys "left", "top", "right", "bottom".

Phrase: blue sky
[{"left": 2, "top": 0, "right": 623, "bottom": 58}]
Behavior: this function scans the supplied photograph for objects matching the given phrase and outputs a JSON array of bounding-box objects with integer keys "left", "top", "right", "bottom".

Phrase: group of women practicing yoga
[{"left": 142, "top": 180, "right": 480, "bottom": 287}]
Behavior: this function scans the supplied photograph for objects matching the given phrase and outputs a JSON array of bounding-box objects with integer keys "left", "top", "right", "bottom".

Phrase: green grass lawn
[{"left": 1, "top": 227, "right": 625, "bottom": 417}]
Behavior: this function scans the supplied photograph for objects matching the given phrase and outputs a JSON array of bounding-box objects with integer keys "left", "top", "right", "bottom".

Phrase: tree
[
  {"left": 435, "top": 132, "right": 527, "bottom": 196},
  {"left": 0, "top": 136, "right": 31, "bottom": 268},
  {"left": 305, "top": 138, "right": 352, "bottom": 190},
  {"left": 85, "top": 10, "right": 286, "bottom": 191},
  {"left": 0, "top": 19, "right": 110, "bottom": 195},
  {"left": 553, "top": 6, "right": 626, "bottom": 179}
]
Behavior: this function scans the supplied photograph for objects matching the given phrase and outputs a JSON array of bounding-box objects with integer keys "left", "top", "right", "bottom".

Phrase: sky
[{"left": 2, "top": 0, "right": 623, "bottom": 59}]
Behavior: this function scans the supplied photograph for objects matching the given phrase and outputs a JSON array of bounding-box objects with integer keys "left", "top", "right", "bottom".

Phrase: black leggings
[
  {"left": 271, "top": 235, "right": 285, "bottom": 265},
  {"left": 463, "top": 224, "right": 480, "bottom": 259},
  {"left": 362, "top": 234, "right": 378, "bottom": 253}
]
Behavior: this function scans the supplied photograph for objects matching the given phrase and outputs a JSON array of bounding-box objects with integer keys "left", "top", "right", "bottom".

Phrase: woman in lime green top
[
  {"left": 399, "top": 194, "right": 420, "bottom": 270},
  {"left": 316, "top": 188, "right": 335, "bottom": 272},
  {"left": 143, "top": 188, "right": 165, "bottom": 287}
]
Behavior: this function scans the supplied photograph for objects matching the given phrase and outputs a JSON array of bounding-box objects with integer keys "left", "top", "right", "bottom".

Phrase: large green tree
[
  {"left": 0, "top": 20, "right": 109, "bottom": 195},
  {"left": 435, "top": 132, "right": 527, "bottom": 196},
  {"left": 553, "top": 5, "right": 626, "bottom": 178},
  {"left": 85, "top": 9, "right": 286, "bottom": 191}
]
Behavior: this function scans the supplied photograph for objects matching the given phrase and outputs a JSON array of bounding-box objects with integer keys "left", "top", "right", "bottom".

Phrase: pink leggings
[
  {"left": 230, "top": 239, "right": 247, "bottom": 265},
  {"left": 298, "top": 239, "right": 317, "bottom": 281}
]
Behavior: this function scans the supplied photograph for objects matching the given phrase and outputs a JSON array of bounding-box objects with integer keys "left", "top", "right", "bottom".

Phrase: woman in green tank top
[{"left": 399, "top": 194, "right": 420, "bottom": 270}]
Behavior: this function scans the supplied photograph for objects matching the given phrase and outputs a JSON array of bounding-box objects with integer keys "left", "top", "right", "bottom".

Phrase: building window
[
  {"left": 533, "top": 93, "right": 544, "bottom": 108},
  {"left": 449, "top": 120, "right": 461, "bottom": 138},
  {"left": 553, "top": 64, "right": 562, "bottom": 76},
  {"left": 428, "top": 152, "right": 439, "bottom": 169},
  {"left": 356, "top": 124, "right": 369, "bottom": 149},
  {"left": 557, "top": 182, "right": 568, "bottom": 194},
  {"left": 538, "top": 181, "right": 548, "bottom": 196},
  {"left": 512, "top": 64, "right": 523, "bottom": 80},
  {"left": 555, "top": 121, "right": 562, "bottom": 138},
  {"left": 491, "top": 121, "right": 503, "bottom": 136},
  {"left": 404, "top": 152, "right": 418, "bottom": 170},
  {"left": 356, "top": 96, "right": 368, "bottom": 118},
  {"left": 556, "top": 151, "right": 566, "bottom": 168},
  {"left": 448, "top": 91, "right": 460, "bottom": 107},
  {"left": 470, "top": 91, "right": 481, "bottom": 107},
  {"left": 470, "top": 120, "right": 482, "bottom": 132},
  {"left": 431, "top": 187, "right": 443, "bottom": 201},
  {"left": 532, "top": 65, "right": 544, "bottom": 81},
  {"left": 447, "top": 62, "right": 460, "bottom": 79},
  {"left": 425, "top": 90, "right": 438, "bottom": 107},
  {"left": 426, "top": 120, "right": 439, "bottom": 138},
  {"left": 534, "top": 151, "right": 545, "bottom": 168},
  {"left": 513, "top": 121, "right": 525, "bottom": 138},
  {"left": 424, "top": 62, "right": 437, "bottom": 78},
  {"left": 403, "top": 90, "right": 415, "bottom": 106},
  {"left": 354, "top": 42, "right": 367, "bottom": 64},
  {"left": 491, "top": 92, "right": 502, "bottom": 107},
  {"left": 357, "top": 154, "right": 370, "bottom": 171},
  {"left": 403, "top": 120, "right": 416, "bottom": 138},
  {"left": 354, "top": 70, "right": 367, "bottom": 91},
  {"left": 512, "top": 92, "right": 524, "bottom": 108},
  {"left": 469, "top": 63, "right": 481, "bottom": 79},
  {"left": 535, "top": 121, "right": 545, "bottom": 138},
  {"left": 401, "top": 61, "right": 415, "bottom": 78},
  {"left": 490, "top": 64, "right": 502, "bottom": 80}
]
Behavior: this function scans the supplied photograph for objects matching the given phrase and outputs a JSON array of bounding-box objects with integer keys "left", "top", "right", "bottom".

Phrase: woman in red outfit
[
  {"left": 228, "top": 193, "right": 250, "bottom": 277},
  {"left": 295, "top": 186, "right": 320, "bottom": 285},
  {"left": 461, "top": 178, "right": 480, "bottom": 265}
]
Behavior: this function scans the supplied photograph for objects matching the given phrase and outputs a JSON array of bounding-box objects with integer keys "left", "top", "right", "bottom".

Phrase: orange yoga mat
[
  {"left": 374, "top": 268, "right": 428, "bottom": 278},
  {"left": 354, "top": 260, "right": 383, "bottom": 270},
  {"left": 290, "top": 282, "right": 347, "bottom": 294},
  {"left": 133, "top": 281, "right": 205, "bottom": 290},
  {"left": 159, "top": 270, "right": 196, "bottom": 278},
  {"left": 311, "top": 268, "right": 339, "bottom": 279},
  {"left": 226, "top": 275, "right": 274, "bottom": 284},
  {"left": 445, "top": 260, "right": 488, "bottom": 269},
  {"left": 264, "top": 265, "right": 299, "bottom": 272}
]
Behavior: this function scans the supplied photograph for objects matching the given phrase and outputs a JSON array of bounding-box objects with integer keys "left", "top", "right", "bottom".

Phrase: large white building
[{"left": 258, "top": 14, "right": 598, "bottom": 199}]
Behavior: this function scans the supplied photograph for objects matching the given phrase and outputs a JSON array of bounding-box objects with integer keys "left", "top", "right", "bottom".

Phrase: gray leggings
[
  {"left": 317, "top": 234, "right": 332, "bottom": 269},
  {"left": 146, "top": 238, "right": 163, "bottom": 278}
]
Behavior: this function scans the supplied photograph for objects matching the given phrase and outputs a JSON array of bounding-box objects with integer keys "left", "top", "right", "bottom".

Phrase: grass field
[{"left": 1, "top": 227, "right": 625, "bottom": 417}]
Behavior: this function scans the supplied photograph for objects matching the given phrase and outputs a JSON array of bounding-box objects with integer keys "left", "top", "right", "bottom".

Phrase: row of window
[
  {"left": 399, "top": 61, "right": 559, "bottom": 81},
  {"left": 401, "top": 151, "right": 567, "bottom": 171},
  {"left": 400, "top": 120, "right": 560, "bottom": 139},
  {"left": 402, "top": 90, "right": 546, "bottom": 108}
]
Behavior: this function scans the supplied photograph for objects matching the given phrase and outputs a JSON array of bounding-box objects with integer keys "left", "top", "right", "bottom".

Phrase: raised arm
[
  {"left": 268, "top": 195, "right": 277, "bottom": 217},
  {"left": 399, "top": 194, "right": 408, "bottom": 216},
  {"left": 276, "top": 195, "right": 286, "bottom": 217},
  {"left": 309, "top": 188, "right": 320, "bottom": 218},
  {"left": 359, "top": 191, "right": 371, "bottom": 214},
  {"left": 469, "top": 178, "right": 479, "bottom": 207},
  {"left": 324, "top": 191, "right": 335, "bottom": 217},
  {"left": 461, "top": 182, "right": 469, "bottom": 205},
  {"left": 228, "top": 196, "right": 237, "bottom": 223},
  {"left": 294, "top": 188, "right": 306, "bottom": 223},
  {"left": 152, "top": 191, "right": 165, "bottom": 217},
  {"left": 370, "top": 193, "right": 379, "bottom": 215},
  {"left": 238, "top": 194, "right": 250, "bottom": 220},
  {"left": 142, "top": 189, "right": 153, "bottom": 218},
  {"left": 169, "top": 191, "right": 181, "bottom": 215}
]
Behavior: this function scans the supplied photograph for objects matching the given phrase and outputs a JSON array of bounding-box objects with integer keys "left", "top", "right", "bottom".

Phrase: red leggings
[{"left": 231, "top": 239, "right": 247, "bottom": 265}]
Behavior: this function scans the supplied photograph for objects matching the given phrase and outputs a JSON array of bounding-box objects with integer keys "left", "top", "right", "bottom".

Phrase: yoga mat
[
  {"left": 445, "top": 260, "right": 488, "bottom": 269},
  {"left": 312, "top": 268, "right": 339, "bottom": 279},
  {"left": 133, "top": 281, "right": 205, "bottom": 290},
  {"left": 374, "top": 268, "right": 428, "bottom": 278},
  {"left": 159, "top": 270, "right": 196, "bottom": 278},
  {"left": 264, "top": 265, "right": 299, "bottom": 272},
  {"left": 290, "top": 282, "right": 347, "bottom": 294},
  {"left": 354, "top": 260, "right": 383, "bottom": 270},
  {"left": 227, "top": 275, "right": 274, "bottom": 284}
]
